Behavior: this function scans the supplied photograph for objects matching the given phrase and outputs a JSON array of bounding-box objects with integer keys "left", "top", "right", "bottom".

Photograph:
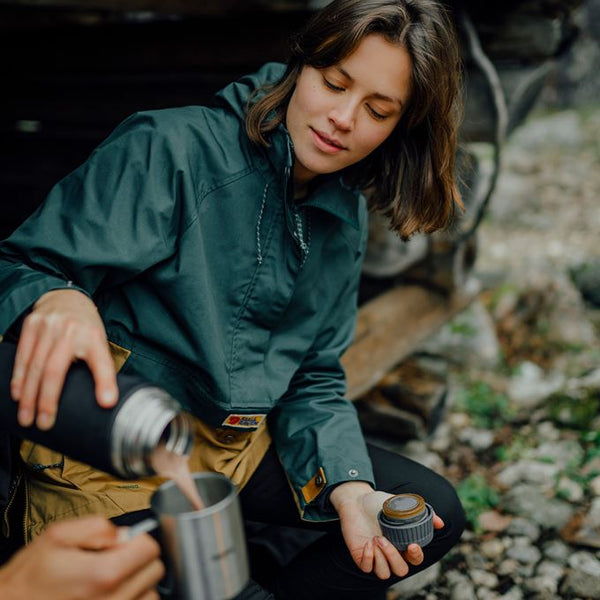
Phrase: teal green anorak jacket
[{"left": 0, "top": 63, "right": 375, "bottom": 520}]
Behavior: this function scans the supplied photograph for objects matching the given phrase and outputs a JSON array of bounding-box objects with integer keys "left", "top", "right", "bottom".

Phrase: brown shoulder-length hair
[{"left": 246, "top": 0, "right": 463, "bottom": 240}]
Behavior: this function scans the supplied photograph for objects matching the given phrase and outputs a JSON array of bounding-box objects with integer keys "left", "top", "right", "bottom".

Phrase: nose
[{"left": 328, "top": 99, "right": 355, "bottom": 132}]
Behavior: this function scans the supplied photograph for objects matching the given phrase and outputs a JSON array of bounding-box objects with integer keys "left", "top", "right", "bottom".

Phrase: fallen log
[{"left": 343, "top": 277, "right": 481, "bottom": 401}]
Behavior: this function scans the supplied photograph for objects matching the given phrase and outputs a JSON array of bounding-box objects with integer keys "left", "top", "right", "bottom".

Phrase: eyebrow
[{"left": 335, "top": 66, "right": 404, "bottom": 109}]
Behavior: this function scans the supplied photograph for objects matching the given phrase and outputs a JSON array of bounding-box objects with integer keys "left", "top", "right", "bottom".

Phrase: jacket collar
[
  {"left": 214, "top": 63, "right": 361, "bottom": 231},
  {"left": 268, "top": 125, "right": 361, "bottom": 230}
]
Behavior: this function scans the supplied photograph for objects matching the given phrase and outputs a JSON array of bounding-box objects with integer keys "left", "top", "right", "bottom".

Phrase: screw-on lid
[{"left": 382, "top": 493, "right": 426, "bottom": 523}]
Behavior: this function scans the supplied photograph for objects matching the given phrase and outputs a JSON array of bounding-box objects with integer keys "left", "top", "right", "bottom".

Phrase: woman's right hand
[{"left": 10, "top": 288, "right": 118, "bottom": 430}]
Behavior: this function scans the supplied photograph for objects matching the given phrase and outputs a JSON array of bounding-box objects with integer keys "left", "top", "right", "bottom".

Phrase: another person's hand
[
  {"left": 0, "top": 516, "right": 164, "bottom": 600},
  {"left": 330, "top": 482, "right": 444, "bottom": 580},
  {"left": 10, "top": 288, "right": 118, "bottom": 430}
]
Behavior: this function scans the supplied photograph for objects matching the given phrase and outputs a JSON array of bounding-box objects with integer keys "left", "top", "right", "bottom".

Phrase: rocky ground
[{"left": 376, "top": 104, "right": 600, "bottom": 600}]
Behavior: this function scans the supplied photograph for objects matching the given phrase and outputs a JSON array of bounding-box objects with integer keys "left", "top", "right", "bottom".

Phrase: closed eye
[
  {"left": 323, "top": 77, "right": 345, "bottom": 92},
  {"left": 367, "top": 105, "right": 388, "bottom": 121}
]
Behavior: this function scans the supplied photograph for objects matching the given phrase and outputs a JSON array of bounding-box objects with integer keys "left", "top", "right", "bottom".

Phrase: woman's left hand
[{"left": 329, "top": 482, "right": 444, "bottom": 580}]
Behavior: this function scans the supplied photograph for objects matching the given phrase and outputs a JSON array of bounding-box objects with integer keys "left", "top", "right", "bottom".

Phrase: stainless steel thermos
[{"left": 0, "top": 342, "right": 193, "bottom": 478}]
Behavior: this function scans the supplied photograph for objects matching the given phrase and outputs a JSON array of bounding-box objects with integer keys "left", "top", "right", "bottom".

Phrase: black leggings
[
  {"left": 115, "top": 443, "right": 465, "bottom": 600},
  {"left": 238, "top": 443, "right": 466, "bottom": 600}
]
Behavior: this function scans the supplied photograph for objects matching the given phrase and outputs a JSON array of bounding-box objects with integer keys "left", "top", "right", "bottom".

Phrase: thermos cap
[
  {"left": 382, "top": 493, "right": 425, "bottom": 523},
  {"left": 378, "top": 493, "right": 434, "bottom": 551}
]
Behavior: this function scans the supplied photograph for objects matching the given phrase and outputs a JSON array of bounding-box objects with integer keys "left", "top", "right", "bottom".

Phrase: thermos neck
[{"left": 112, "top": 386, "right": 193, "bottom": 478}]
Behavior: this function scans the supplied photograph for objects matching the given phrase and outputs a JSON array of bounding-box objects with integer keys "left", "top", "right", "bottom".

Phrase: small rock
[
  {"left": 530, "top": 441, "right": 584, "bottom": 470},
  {"left": 524, "top": 577, "right": 558, "bottom": 595},
  {"left": 471, "top": 568, "right": 499, "bottom": 589},
  {"left": 571, "top": 367, "right": 600, "bottom": 391},
  {"left": 568, "top": 498, "right": 600, "bottom": 548},
  {"left": 516, "top": 562, "right": 536, "bottom": 578},
  {"left": 507, "top": 362, "right": 565, "bottom": 410},
  {"left": 480, "top": 538, "right": 506, "bottom": 560},
  {"left": 505, "top": 518, "right": 541, "bottom": 541},
  {"left": 556, "top": 476, "right": 584, "bottom": 502},
  {"left": 499, "top": 587, "right": 524, "bottom": 600},
  {"left": 542, "top": 540, "right": 571, "bottom": 562},
  {"left": 590, "top": 475, "right": 600, "bottom": 496},
  {"left": 399, "top": 440, "right": 444, "bottom": 473},
  {"left": 536, "top": 421, "right": 561, "bottom": 442},
  {"left": 582, "top": 457, "right": 600, "bottom": 477},
  {"left": 477, "top": 589, "right": 501, "bottom": 600},
  {"left": 510, "top": 110, "right": 583, "bottom": 151},
  {"left": 502, "top": 484, "right": 575, "bottom": 530},
  {"left": 466, "top": 549, "right": 490, "bottom": 571},
  {"left": 496, "top": 461, "right": 560, "bottom": 490},
  {"left": 505, "top": 536, "right": 542, "bottom": 565},
  {"left": 417, "top": 300, "right": 502, "bottom": 369},
  {"left": 452, "top": 581, "right": 477, "bottom": 600},
  {"left": 562, "top": 551, "right": 600, "bottom": 598},
  {"left": 428, "top": 422, "right": 453, "bottom": 453},
  {"left": 536, "top": 560, "right": 565, "bottom": 582},
  {"left": 389, "top": 562, "right": 441, "bottom": 596},
  {"left": 498, "top": 559, "right": 521, "bottom": 576},
  {"left": 448, "top": 411, "right": 471, "bottom": 430},
  {"left": 459, "top": 427, "right": 496, "bottom": 452},
  {"left": 478, "top": 510, "right": 513, "bottom": 533}
]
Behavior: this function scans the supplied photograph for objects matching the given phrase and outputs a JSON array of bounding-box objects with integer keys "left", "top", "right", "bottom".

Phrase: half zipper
[{"left": 1, "top": 471, "right": 22, "bottom": 540}]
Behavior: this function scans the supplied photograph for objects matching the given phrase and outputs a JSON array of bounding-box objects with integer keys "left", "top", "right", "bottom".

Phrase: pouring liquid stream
[
  {"left": 151, "top": 443, "right": 206, "bottom": 511},
  {"left": 149, "top": 444, "right": 234, "bottom": 596}
]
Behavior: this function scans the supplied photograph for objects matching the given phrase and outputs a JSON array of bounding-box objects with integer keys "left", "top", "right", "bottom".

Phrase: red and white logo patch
[{"left": 221, "top": 414, "right": 266, "bottom": 429}]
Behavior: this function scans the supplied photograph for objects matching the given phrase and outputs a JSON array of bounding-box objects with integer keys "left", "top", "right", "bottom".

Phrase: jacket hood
[{"left": 212, "top": 62, "right": 287, "bottom": 121}]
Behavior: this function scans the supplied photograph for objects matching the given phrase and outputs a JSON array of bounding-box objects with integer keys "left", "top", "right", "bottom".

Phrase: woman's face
[{"left": 286, "top": 34, "right": 412, "bottom": 188}]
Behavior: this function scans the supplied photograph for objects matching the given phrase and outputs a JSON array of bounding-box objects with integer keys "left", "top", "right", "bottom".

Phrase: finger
[
  {"left": 46, "top": 516, "right": 118, "bottom": 550},
  {"left": 18, "top": 324, "right": 57, "bottom": 427},
  {"left": 376, "top": 536, "right": 408, "bottom": 577},
  {"left": 83, "top": 335, "right": 118, "bottom": 407},
  {"left": 135, "top": 591, "right": 161, "bottom": 600},
  {"left": 36, "top": 335, "right": 75, "bottom": 430},
  {"left": 404, "top": 543, "right": 424, "bottom": 566},
  {"left": 110, "top": 557, "right": 165, "bottom": 600},
  {"left": 433, "top": 513, "right": 445, "bottom": 529},
  {"left": 109, "top": 533, "right": 162, "bottom": 573},
  {"left": 372, "top": 543, "right": 391, "bottom": 580},
  {"left": 359, "top": 539, "right": 374, "bottom": 573},
  {"left": 89, "top": 534, "right": 162, "bottom": 593},
  {"left": 11, "top": 313, "right": 42, "bottom": 400}
]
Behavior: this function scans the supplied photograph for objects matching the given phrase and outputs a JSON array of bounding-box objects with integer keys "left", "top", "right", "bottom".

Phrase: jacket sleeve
[
  {"left": 269, "top": 215, "right": 375, "bottom": 522},
  {"left": 0, "top": 112, "right": 194, "bottom": 336}
]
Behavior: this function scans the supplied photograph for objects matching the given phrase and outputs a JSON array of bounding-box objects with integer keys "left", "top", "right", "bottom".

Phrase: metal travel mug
[
  {"left": 151, "top": 472, "right": 249, "bottom": 600},
  {"left": 0, "top": 342, "right": 193, "bottom": 478},
  {"left": 378, "top": 493, "right": 434, "bottom": 551}
]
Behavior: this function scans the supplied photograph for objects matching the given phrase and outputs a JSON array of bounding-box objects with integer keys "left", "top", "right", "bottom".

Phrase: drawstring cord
[
  {"left": 256, "top": 183, "right": 269, "bottom": 265},
  {"left": 256, "top": 181, "right": 312, "bottom": 267}
]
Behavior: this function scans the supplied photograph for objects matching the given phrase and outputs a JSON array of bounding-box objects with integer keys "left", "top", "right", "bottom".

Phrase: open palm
[{"left": 335, "top": 488, "right": 444, "bottom": 580}]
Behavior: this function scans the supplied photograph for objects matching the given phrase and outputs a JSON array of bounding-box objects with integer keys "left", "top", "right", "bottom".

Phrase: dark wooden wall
[
  {"left": 0, "top": 5, "right": 308, "bottom": 239},
  {"left": 0, "top": 0, "right": 583, "bottom": 239}
]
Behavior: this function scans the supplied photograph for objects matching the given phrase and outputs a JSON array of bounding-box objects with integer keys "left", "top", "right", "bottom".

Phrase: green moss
[
  {"left": 548, "top": 391, "right": 600, "bottom": 429},
  {"left": 455, "top": 381, "right": 514, "bottom": 429},
  {"left": 456, "top": 473, "right": 500, "bottom": 532}
]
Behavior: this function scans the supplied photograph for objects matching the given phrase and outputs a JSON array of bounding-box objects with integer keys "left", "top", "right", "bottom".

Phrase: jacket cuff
[
  {"left": 0, "top": 274, "right": 90, "bottom": 337},
  {"left": 297, "top": 463, "right": 376, "bottom": 522}
]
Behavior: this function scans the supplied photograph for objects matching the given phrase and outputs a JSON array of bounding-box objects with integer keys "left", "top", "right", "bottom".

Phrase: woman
[{"left": 0, "top": 0, "right": 465, "bottom": 598}]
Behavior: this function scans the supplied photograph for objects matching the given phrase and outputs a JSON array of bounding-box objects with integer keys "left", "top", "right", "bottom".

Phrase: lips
[{"left": 310, "top": 128, "right": 347, "bottom": 153}]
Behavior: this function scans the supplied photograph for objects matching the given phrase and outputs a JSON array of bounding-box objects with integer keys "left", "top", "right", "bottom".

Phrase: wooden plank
[{"left": 343, "top": 278, "right": 481, "bottom": 400}]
